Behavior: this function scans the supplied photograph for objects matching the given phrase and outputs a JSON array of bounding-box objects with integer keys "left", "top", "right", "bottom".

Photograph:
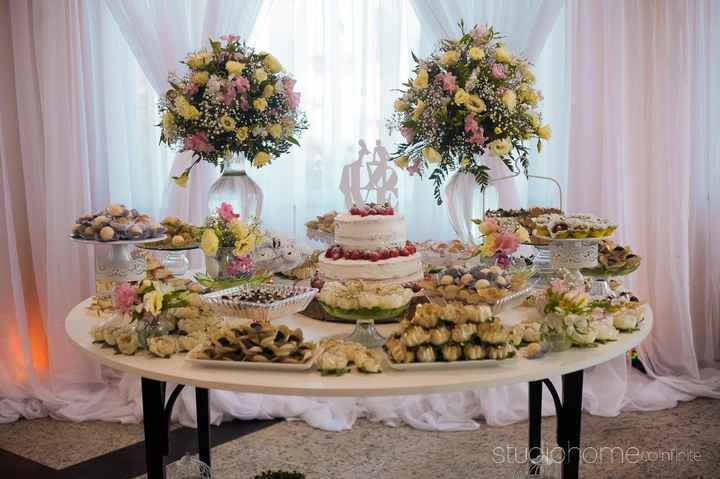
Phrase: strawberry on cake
[{"left": 318, "top": 203, "right": 423, "bottom": 285}]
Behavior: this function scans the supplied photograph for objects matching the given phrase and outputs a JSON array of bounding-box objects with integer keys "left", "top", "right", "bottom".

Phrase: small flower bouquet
[
  {"left": 89, "top": 280, "right": 220, "bottom": 358},
  {"left": 536, "top": 279, "right": 622, "bottom": 350},
  {"left": 388, "top": 23, "right": 550, "bottom": 204},
  {"left": 199, "top": 202, "right": 264, "bottom": 282},
  {"left": 471, "top": 217, "right": 529, "bottom": 268},
  {"left": 158, "top": 35, "right": 308, "bottom": 184}
]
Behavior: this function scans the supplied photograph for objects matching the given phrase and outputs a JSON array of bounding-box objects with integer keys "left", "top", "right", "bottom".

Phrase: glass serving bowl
[
  {"left": 317, "top": 302, "right": 409, "bottom": 323},
  {"left": 202, "top": 285, "right": 318, "bottom": 321}
]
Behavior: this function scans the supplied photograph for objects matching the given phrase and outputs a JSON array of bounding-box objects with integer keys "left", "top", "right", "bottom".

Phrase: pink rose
[
  {"left": 550, "top": 279, "right": 566, "bottom": 292},
  {"left": 495, "top": 253, "right": 512, "bottom": 269},
  {"left": 479, "top": 217, "right": 498, "bottom": 234},
  {"left": 283, "top": 79, "right": 301, "bottom": 109},
  {"left": 220, "top": 34, "right": 240, "bottom": 43},
  {"left": 222, "top": 85, "right": 237, "bottom": 105},
  {"left": 217, "top": 202, "right": 239, "bottom": 222},
  {"left": 240, "top": 96, "right": 249, "bottom": 111},
  {"left": 234, "top": 76, "right": 250, "bottom": 93},
  {"left": 400, "top": 126, "right": 415, "bottom": 143},
  {"left": 186, "top": 83, "right": 199, "bottom": 96},
  {"left": 113, "top": 283, "right": 138, "bottom": 313},
  {"left": 183, "top": 132, "right": 213, "bottom": 153},
  {"left": 491, "top": 63, "right": 506, "bottom": 80},
  {"left": 435, "top": 71, "right": 457, "bottom": 92},
  {"left": 495, "top": 232, "right": 520, "bottom": 254},
  {"left": 464, "top": 114, "right": 479, "bottom": 133},
  {"left": 467, "top": 129, "right": 487, "bottom": 146},
  {"left": 226, "top": 256, "right": 254, "bottom": 276}
]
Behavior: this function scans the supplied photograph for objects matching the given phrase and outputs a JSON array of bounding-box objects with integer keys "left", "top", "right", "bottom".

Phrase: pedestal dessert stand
[
  {"left": 71, "top": 236, "right": 167, "bottom": 283},
  {"left": 542, "top": 236, "right": 607, "bottom": 287}
]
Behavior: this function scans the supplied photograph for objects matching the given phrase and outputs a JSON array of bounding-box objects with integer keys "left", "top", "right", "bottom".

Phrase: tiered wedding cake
[{"left": 318, "top": 204, "right": 423, "bottom": 285}]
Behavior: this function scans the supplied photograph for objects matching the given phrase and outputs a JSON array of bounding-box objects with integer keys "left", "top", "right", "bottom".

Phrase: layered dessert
[{"left": 318, "top": 203, "right": 423, "bottom": 285}]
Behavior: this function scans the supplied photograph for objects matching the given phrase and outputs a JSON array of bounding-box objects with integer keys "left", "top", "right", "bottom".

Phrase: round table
[{"left": 66, "top": 299, "right": 652, "bottom": 479}]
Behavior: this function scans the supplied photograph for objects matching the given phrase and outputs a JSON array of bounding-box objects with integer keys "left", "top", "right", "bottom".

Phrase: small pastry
[{"left": 99, "top": 226, "right": 115, "bottom": 241}]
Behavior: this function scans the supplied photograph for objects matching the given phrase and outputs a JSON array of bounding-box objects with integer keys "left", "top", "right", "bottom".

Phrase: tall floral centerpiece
[
  {"left": 388, "top": 23, "right": 551, "bottom": 204},
  {"left": 158, "top": 35, "right": 307, "bottom": 219},
  {"left": 199, "top": 202, "right": 263, "bottom": 281}
]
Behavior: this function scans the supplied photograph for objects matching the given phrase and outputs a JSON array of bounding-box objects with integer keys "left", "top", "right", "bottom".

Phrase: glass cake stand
[
  {"left": 535, "top": 234, "right": 610, "bottom": 286},
  {"left": 137, "top": 242, "right": 200, "bottom": 276}
]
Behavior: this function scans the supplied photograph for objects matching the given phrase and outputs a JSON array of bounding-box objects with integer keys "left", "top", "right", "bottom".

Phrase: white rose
[
  {"left": 178, "top": 332, "right": 208, "bottom": 352},
  {"left": 318, "top": 352, "right": 348, "bottom": 371},
  {"left": 613, "top": 312, "right": 639, "bottom": 331},
  {"left": 147, "top": 335, "right": 177, "bottom": 358},
  {"left": 178, "top": 316, "right": 206, "bottom": 334},
  {"left": 115, "top": 328, "right": 139, "bottom": 355}
]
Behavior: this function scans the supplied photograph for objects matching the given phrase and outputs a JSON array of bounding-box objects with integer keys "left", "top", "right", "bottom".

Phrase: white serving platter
[
  {"left": 384, "top": 353, "right": 519, "bottom": 371},
  {"left": 185, "top": 344, "right": 321, "bottom": 371}
]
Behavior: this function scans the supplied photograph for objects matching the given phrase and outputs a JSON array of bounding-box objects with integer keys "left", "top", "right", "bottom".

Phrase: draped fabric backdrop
[{"left": 1, "top": 0, "right": 718, "bottom": 429}]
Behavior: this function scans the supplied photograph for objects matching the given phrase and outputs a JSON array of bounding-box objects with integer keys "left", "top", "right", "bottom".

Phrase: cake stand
[
  {"left": 581, "top": 262, "right": 641, "bottom": 298},
  {"left": 536, "top": 235, "right": 610, "bottom": 286},
  {"left": 70, "top": 235, "right": 166, "bottom": 283}
]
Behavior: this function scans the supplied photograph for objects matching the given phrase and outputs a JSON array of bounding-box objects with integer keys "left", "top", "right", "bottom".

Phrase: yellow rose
[
  {"left": 460, "top": 158, "right": 470, "bottom": 168},
  {"left": 229, "top": 219, "right": 250, "bottom": 239},
  {"left": 522, "top": 88, "right": 540, "bottom": 106},
  {"left": 488, "top": 138, "right": 512, "bottom": 157},
  {"left": 413, "top": 69, "right": 429, "bottom": 89},
  {"left": 219, "top": 115, "right": 236, "bottom": 131},
  {"left": 253, "top": 68, "right": 268, "bottom": 82},
  {"left": 411, "top": 99, "right": 426, "bottom": 121},
  {"left": 143, "top": 290, "right": 164, "bottom": 317},
  {"left": 191, "top": 71, "right": 209, "bottom": 85},
  {"left": 262, "top": 84, "right": 275, "bottom": 98},
  {"left": 268, "top": 124, "right": 283, "bottom": 139},
  {"left": 225, "top": 61, "right": 245, "bottom": 76},
  {"left": 394, "top": 156, "right": 410, "bottom": 169},
  {"left": 515, "top": 227, "right": 530, "bottom": 243},
  {"left": 186, "top": 51, "right": 212, "bottom": 69},
  {"left": 525, "top": 111, "right": 540, "bottom": 129},
  {"left": 200, "top": 229, "right": 219, "bottom": 256},
  {"left": 262, "top": 54, "right": 282, "bottom": 73},
  {"left": 440, "top": 50, "right": 460, "bottom": 66},
  {"left": 468, "top": 47, "right": 485, "bottom": 61},
  {"left": 501, "top": 90, "right": 517, "bottom": 111},
  {"left": 465, "top": 95, "right": 486, "bottom": 113},
  {"left": 254, "top": 151, "right": 271, "bottom": 167},
  {"left": 233, "top": 232, "right": 259, "bottom": 258},
  {"left": 454, "top": 88, "right": 469, "bottom": 105},
  {"left": 538, "top": 124, "right": 552, "bottom": 140},
  {"left": 173, "top": 96, "right": 200, "bottom": 120},
  {"left": 161, "top": 111, "right": 176, "bottom": 137},
  {"left": 253, "top": 98, "right": 268, "bottom": 111},
  {"left": 495, "top": 46, "right": 512, "bottom": 64},
  {"left": 519, "top": 63, "right": 536, "bottom": 84},
  {"left": 173, "top": 172, "right": 189, "bottom": 188},
  {"left": 236, "top": 127, "right": 249, "bottom": 142},
  {"left": 422, "top": 147, "right": 442, "bottom": 164},
  {"left": 394, "top": 99, "right": 409, "bottom": 112},
  {"left": 480, "top": 235, "right": 497, "bottom": 257}
]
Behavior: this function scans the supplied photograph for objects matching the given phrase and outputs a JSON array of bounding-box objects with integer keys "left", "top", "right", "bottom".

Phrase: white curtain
[
  {"left": 411, "top": 0, "right": 565, "bottom": 242},
  {"left": 563, "top": 0, "right": 720, "bottom": 397}
]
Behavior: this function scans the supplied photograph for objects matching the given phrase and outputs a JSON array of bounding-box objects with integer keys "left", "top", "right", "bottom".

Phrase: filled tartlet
[{"left": 532, "top": 213, "right": 617, "bottom": 239}]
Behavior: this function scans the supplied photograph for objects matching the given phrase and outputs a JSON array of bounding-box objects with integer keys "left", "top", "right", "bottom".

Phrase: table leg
[
  {"left": 560, "top": 370, "right": 584, "bottom": 479},
  {"left": 141, "top": 377, "right": 167, "bottom": 479},
  {"left": 196, "top": 387, "right": 211, "bottom": 468},
  {"left": 528, "top": 380, "right": 543, "bottom": 475}
]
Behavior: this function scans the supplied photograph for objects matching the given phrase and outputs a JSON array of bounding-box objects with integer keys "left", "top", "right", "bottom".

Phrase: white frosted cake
[{"left": 318, "top": 204, "right": 423, "bottom": 285}]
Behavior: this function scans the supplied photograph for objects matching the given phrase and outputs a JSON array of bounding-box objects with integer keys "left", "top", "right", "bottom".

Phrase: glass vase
[
  {"left": 207, "top": 152, "right": 263, "bottom": 221},
  {"left": 204, "top": 246, "right": 236, "bottom": 279}
]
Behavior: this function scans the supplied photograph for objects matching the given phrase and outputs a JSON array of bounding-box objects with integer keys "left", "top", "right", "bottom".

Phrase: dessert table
[{"left": 65, "top": 299, "right": 652, "bottom": 479}]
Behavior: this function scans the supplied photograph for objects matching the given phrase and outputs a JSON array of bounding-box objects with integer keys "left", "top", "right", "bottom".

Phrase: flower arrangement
[
  {"left": 388, "top": 23, "right": 551, "bottom": 204},
  {"left": 535, "top": 279, "right": 626, "bottom": 349},
  {"left": 200, "top": 202, "right": 262, "bottom": 279},
  {"left": 158, "top": 35, "right": 308, "bottom": 185},
  {"left": 471, "top": 217, "right": 529, "bottom": 268},
  {"left": 90, "top": 280, "right": 220, "bottom": 357}
]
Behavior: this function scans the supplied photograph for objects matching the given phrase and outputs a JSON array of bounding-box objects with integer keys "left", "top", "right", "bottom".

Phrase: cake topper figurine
[{"left": 339, "top": 139, "right": 399, "bottom": 209}]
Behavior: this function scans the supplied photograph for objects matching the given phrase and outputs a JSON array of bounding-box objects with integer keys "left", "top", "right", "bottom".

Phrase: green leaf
[{"left": 287, "top": 136, "right": 300, "bottom": 147}]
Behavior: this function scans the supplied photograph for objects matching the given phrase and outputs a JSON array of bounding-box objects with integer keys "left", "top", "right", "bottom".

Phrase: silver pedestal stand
[{"left": 71, "top": 236, "right": 165, "bottom": 293}]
